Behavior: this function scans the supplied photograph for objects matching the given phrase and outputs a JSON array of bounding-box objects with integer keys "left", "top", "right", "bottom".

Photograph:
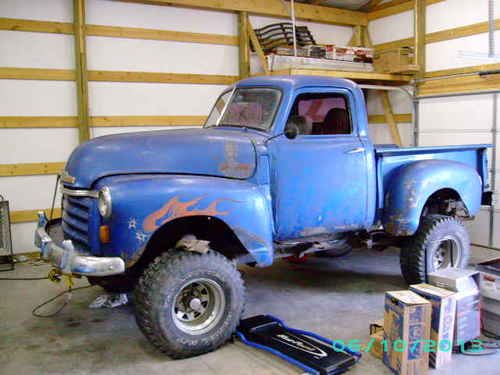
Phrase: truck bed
[{"left": 374, "top": 144, "right": 491, "bottom": 213}]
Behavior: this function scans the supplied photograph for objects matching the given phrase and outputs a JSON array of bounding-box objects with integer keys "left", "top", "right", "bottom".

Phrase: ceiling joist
[{"left": 119, "top": 0, "right": 368, "bottom": 26}]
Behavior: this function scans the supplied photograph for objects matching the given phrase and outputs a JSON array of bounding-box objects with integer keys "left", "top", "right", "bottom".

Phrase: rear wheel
[
  {"left": 400, "top": 215, "right": 470, "bottom": 284},
  {"left": 134, "top": 249, "right": 245, "bottom": 358}
]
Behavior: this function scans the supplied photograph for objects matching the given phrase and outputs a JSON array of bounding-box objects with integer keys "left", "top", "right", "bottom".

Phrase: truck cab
[{"left": 35, "top": 75, "right": 491, "bottom": 358}]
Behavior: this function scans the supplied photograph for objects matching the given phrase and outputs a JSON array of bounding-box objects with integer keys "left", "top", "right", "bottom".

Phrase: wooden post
[
  {"left": 247, "top": 20, "right": 269, "bottom": 74},
  {"left": 73, "top": 0, "right": 90, "bottom": 143},
  {"left": 348, "top": 25, "right": 363, "bottom": 47},
  {"left": 414, "top": 0, "right": 426, "bottom": 78},
  {"left": 381, "top": 91, "right": 402, "bottom": 146},
  {"left": 238, "top": 12, "right": 250, "bottom": 79}
]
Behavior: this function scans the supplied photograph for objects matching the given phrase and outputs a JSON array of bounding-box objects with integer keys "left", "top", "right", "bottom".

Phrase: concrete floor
[{"left": 1, "top": 247, "right": 498, "bottom": 375}]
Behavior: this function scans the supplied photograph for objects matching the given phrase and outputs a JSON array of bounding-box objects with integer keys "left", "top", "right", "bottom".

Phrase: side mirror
[{"left": 284, "top": 123, "right": 299, "bottom": 140}]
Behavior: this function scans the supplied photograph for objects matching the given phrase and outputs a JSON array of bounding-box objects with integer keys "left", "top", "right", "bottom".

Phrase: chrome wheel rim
[
  {"left": 172, "top": 278, "right": 225, "bottom": 335},
  {"left": 433, "top": 236, "right": 461, "bottom": 270}
]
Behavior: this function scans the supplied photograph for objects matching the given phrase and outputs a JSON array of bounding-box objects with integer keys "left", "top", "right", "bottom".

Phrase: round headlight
[{"left": 98, "top": 187, "right": 112, "bottom": 218}]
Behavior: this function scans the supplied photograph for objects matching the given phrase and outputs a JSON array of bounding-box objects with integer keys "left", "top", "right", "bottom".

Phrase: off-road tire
[
  {"left": 400, "top": 215, "right": 470, "bottom": 284},
  {"left": 134, "top": 249, "right": 245, "bottom": 358},
  {"left": 87, "top": 274, "right": 137, "bottom": 293}
]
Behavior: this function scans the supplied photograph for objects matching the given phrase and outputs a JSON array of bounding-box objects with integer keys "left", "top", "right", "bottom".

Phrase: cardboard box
[
  {"left": 477, "top": 258, "right": 500, "bottom": 301},
  {"left": 370, "top": 319, "right": 384, "bottom": 335},
  {"left": 410, "top": 284, "right": 456, "bottom": 368},
  {"left": 428, "top": 269, "right": 481, "bottom": 346},
  {"left": 383, "top": 290, "right": 431, "bottom": 375},
  {"left": 369, "top": 330, "right": 385, "bottom": 360},
  {"left": 373, "top": 47, "right": 419, "bottom": 73}
]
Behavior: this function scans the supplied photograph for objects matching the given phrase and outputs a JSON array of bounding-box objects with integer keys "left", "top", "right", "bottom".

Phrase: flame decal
[{"left": 143, "top": 196, "right": 230, "bottom": 232}]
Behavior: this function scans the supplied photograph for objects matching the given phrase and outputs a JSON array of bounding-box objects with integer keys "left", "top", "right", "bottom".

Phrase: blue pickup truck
[{"left": 35, "top": 75, "right": 491, "bottom": 358}]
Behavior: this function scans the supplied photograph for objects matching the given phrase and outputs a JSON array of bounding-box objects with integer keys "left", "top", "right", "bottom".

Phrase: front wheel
[
  {"left": 400, "top": 215, "right": 470, "bottom": 284},
  {"left": 134, "top": 249, "right": 245, "bottom": 358}
]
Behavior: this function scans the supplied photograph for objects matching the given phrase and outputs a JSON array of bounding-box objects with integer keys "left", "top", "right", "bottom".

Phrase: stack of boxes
[{"left": 376, "top": 269, "right": 482, "bottom": 375}]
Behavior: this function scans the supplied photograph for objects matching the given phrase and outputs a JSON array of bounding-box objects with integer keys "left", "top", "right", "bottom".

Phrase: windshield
[{"left": 205, "top": 88, "right": 281, "bottom": 131}]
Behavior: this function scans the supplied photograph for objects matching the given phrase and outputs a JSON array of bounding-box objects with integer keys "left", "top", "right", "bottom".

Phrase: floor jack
[{"left": 236, "top": 315, "right": 361, "bottom": 375}]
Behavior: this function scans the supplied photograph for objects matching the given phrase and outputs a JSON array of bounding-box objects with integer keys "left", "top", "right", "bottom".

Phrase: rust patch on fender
[
  {"left": 143, "top": 196, "right": 230, "bottom": 232},
  {"left": 219, "top": 142, "right": 252, "bottom": 178}
]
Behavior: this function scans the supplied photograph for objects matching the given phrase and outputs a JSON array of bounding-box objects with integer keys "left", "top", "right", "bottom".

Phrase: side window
[{"left": 287, "top": 93, "right": 352, "bottom": 135}]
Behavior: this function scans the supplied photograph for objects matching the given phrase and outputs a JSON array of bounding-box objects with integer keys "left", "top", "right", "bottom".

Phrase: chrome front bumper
[{"left": 34, "top": 212, "right": 125, "bottom": 276}]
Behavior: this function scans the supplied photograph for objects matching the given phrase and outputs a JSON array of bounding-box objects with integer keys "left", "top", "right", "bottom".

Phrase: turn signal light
[{"left": 99, "top": 225, "right": 110, "bottom": 243}]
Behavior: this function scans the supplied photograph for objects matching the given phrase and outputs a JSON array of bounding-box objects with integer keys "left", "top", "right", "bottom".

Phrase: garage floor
[{"left": 1, "top": 246, "right": 498, "bottom": 375}]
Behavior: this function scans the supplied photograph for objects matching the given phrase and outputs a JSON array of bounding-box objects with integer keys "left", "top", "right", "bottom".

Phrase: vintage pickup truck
[{"left": 35, "top": 75, "right": 491, "bottom": 358}]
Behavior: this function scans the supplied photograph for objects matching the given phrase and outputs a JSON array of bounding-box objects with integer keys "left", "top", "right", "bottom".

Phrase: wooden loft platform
[{"left": 269, "top": 68, "right": 413, "bottom": 86}]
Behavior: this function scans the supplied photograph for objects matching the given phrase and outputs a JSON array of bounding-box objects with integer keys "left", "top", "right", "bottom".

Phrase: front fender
[
  {"left": 383, "top": 160, "right": 482, "bottom": 236},
  {"left": 95, "top": 174, "right": 275, "bottom": 267}
]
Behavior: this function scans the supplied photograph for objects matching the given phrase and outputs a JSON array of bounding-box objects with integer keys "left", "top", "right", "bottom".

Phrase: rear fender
[
  {"left": 383, "top": 160, "right": 482, "bottom": 236},
  {"left": 95, "top": 175, "right": 275, "bottom": 267}
]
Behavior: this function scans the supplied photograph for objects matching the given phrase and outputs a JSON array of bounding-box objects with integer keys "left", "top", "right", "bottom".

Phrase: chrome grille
[{"left": 62, "top": 195, "right": 91, "bottom": 251}]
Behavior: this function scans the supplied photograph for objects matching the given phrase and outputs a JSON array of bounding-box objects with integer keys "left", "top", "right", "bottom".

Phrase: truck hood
[{"left": 65, "top": 128, "right": 260, "bottom": 188}]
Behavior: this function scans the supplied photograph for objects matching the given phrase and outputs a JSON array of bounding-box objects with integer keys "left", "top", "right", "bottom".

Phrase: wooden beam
[
  {"left": 238, "top": 12, "right": 250, "bottom": 79},
  {"left": 360, "top": 0, "right": 384, "bottom": 12},
  {"left": 0, "top": 116, "right": 78, "bottom": 128},
  {"left": 414, "top": 0, "right": 426, "bottom": 78},
  {"left": 0, "top": 17, "right": 238, "bottom": 46},
  {"left": 0, "top": 17, "right": 73, "bottom": 34},
  {"left": 418, "top": 72, "right": 500, "bottom": 96},
  {"left": 86, "top": 24, "right": 238, "bottom": 45},
  {"left": 247, "top": 20, "right": 269, "bottom": 75},
  {"left": 74, "top": 0, "right": 90, "bottom": 143},
  {"left": 381, "top": 92, "right": 402, "bottom": 146},
  {"left": 91, "top": 115, "right": 206, "bottom": 127},
  {"left": 0, "top": 67, "right": 237, "bottom": 85},
  {"left": 119, "top": 0, "right": 368, "bottom": 26},
  {"left": 368, "top": 113, "right": 412, "bottom": 123},
  {"left": 374, "top": 19, "right": 500, "bottom": 53},
  {"left": 0, "top": 162, "right": 65, "bottom": 177},
  {"left": 348, "top": 25, "right": 363, "bottom": 47},
  {"left": 424, "top": 63, "right": 500, "bottom": 79},
  {"left": 11, "top": 208, "right": 62, "bottom": 224},
  {"left": 0, "top": 67, "right": 75, "bottom": 81},
  {"left": 368, "top": 0, "right": 443, "bottom": 21},
  {"left": 0, "top": 115, "right": 207, "bottom": 128},
  {"left": 88, "top": 70, "right": 237, "bottom": 84},
  {"left": 272, "top": 68, "right": 412, "bottom": 83}
]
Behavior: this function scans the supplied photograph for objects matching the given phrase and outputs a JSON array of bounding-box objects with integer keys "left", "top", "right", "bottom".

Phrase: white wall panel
[
  {"left": 0, "top": 31, "right": 74, "bottom": 69},
  {"left": 426, "top": 33, "right": 490, "bottom": 72},
  {"left": 0, "top": 0, "right": 72, "bottom": 22},
  {"left": 86, "top": 0, "right": 237, "bottom": 35},
  {"left": 11, "top": 222, "right": 37, "bottom": 254},
  {"left": 419, "top": 132, "right": 491, "bottom": 146},
  {"left": 368, "top": 123, "right": 413, "bottom": 146},
  {"left": 88, "top": 82, "right": 226, "bottom": 116},
  {"left": 368, "top": 11, "right": 413, "bottom": 45},
  {"left": 92, "top": 126, "right": 195, "bottom": 138},
  {"left": 249, "top": 15, "right": 353, "bottom": 45},
  {"left": 419, "top": 94, "right": 494, "bottom": 131},
  {"left": 0, "top": 175, "right": 61, "bottom": 211},
  {"left": 86, "top": 37, "right": 238, "bottom": 75},
  {"left": 427, "top": 0, "right": 489, "bottom": 33},
  {"left": 0, "top": 80, "right": 76, "bottom": 116},
  {"left": 0, "top": 128, "right": 78, "bottom": 164},
  {"left": 465, "top": 208, "right": 490, "bottom": 244}
]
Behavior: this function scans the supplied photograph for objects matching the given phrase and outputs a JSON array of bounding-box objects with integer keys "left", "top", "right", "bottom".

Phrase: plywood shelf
[{"left": 269, "top": 68, "right": 413, "bottom": 85}]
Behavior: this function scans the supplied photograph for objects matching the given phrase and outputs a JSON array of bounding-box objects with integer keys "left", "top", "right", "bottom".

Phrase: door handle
[{"left": 345, "top": 147, "right": 365, "bottom": 154}]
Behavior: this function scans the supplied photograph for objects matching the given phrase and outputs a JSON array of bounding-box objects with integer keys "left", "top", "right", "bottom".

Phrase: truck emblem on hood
[
  {"left": 219, "top": 142, "right": 253, "bottom": 179},
  {"left": 143, "top": 196, "right": 231, "bottom": 232}
]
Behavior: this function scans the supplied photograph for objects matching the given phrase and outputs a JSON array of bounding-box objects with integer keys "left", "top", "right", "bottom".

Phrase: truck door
[{"left": 269, "top": 88, "right": 369, "bottom": 241}]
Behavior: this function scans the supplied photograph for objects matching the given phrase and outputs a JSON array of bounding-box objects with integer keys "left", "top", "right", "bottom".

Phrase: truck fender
[
  {"left": 382, "top": 159, "right": 482, "bottom": 236},
  {"left": 96, "top": 175, "right": 275, "bottom": 267}
]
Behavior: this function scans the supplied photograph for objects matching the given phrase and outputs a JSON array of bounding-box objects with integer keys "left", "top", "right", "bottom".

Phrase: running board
[{"left": 236, "top": 315, "right": 361, "bottom": 375}]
